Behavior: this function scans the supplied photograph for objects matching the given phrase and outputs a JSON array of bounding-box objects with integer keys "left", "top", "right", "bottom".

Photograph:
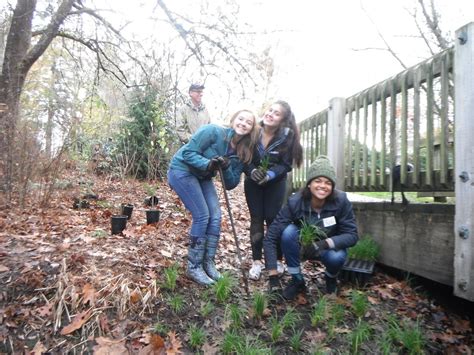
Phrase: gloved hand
[
  {"left": 250, "top": 168, "right": 267, "bottom": 182},
  {"left": 207, "top": 158, "right": 220, "bottom": 172},
  {"left": 216, "top": 156, "right": 230, "bottom": 170},
  {"left": 300, "top": 239, "right": 329, "bottom": 260},
  {"left": 257, "top": 175, "right": 270, "bottom": 185}
]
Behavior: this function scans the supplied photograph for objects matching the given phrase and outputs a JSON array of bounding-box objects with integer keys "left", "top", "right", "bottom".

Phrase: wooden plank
[
  {"left": 440, "top": 50, "right": 449, "bottom": 185},
  {"left": 426, "top": 61, "right": 435, "bottom": 187},
  {"left": 401, "top": 72, "right": 408, "bottom": 183},
  {"left": 354, "top": 96, "right": 361, "bottom": 188},
  {"left": 413, "top": 66, "right": 421, "bottom": 187},
  {"left": 454, "top": 22, "right": 474, "bottom": 301},
  {"left": 346, "top": 100, "right": 354, "bottom": 189},
  {"left": 371, "top": 88, "right": 377, "bottom": 188},
  {"left": 327, "top": 98, "right": 346, "bottom": 191},
  {"left": 380, "top": 83, "right": 387, "bottom": 190},
  {"left": 389, "top": 80, "right": 397, "bottom": 192},
  {"left": 362, "top": 92, "right": 369, "bottom": 187}
]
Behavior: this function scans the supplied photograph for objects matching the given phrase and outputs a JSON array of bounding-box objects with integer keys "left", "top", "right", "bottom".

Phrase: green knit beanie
[{"left": 306, "top": 155, "right": 336, "bottom": 186}]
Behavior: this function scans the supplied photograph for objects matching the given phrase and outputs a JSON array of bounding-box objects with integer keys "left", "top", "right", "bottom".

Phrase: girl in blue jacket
[
  {"left": 168, "top": 110, "right": 258, "bottom": 285},
  {"left": 263, "top": 155, "right": 358, "bottom": 298}
]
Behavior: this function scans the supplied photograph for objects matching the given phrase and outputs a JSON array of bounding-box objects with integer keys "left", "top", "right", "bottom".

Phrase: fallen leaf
[
  {"left": 82, "top": 283, "right": 96, "bottom": 306},
  {"left": 0, "top": 265, "right": 9, "bottom": 272},
  {"left": 60, "top": 310, "right": 92, "bottom": 335},
  {"left": 201, "top": 342, "right": 219, "bottom": 355},
  {"left": 93, "top": 337, "right": 128, "bottom": 355},
  {"left": 130, "top": 290, "right": 141, "bottom": 304},
  {"left": 166, "top": 331, "right": 182, "bottom": 354},
  {"left": 35, "top": 303, "right": 53, "bottom": 318},
  {"left": 31, "top": 340, "right": 47, "bottom": 355}
]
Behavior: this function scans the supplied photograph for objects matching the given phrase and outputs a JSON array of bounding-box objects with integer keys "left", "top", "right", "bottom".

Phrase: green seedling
[
  {"left": 350, "top": 319, "right": 372, "bottom": 354},
  {"left": 168, "top": 294, "right": 185, "bottom": 314},
  {"left": 347, "top": 234, "right": 380, "bottom": 261},
  {"left": 234, "top": 335, "right": 270, "bottom": 354},
  {"left": 351, "top": 290, "right": 370, "bottom": 318},
  {"left": 221, "top": 330, "right": 245, "bottom": 354},
  {"left": 225, "top": 303, "right": 245, "bottom": 330},
  {"left": 200, "top": 301, "right": 215, "bottom": 317},
  {"left": 281, "top": 307, "right": 300, "bottom": 330},
  {"left": 269, "top": 315, "right": 283, "bottom": 342},
  {"left": 299, "top": 220, "right": 327, "bottom": 247},
  {"left": 330, "top": 303, "right": 346, "bottom": 325},
  {"left": 91, "top": 229, "right": 107, "bottom": 238},
  {"left": 310, "top": 296, "right": 329, "bottom": 327},
  {"left": 289, "top": 329, "right": 304, "bottom": 352},
  {"left": 153, "top": 321, "right": 169, "bottom": 336},
  {"left": 162, "top": 264, "right": 179, "bottom": 291},
  {"left": 252, "top": 292, "right": 268, "bottom": 320},
  {"left": 387, "top": 316, "right": 425, "bottom": 354},
  {"left": 259, "top": 155, "right": 270, "bottom": 172},
  {"left": 187, "top": 323, "right": 206, "bottom": 349},
  {"left": 212, "top": 272, "right": 236, "bottom": 303}
]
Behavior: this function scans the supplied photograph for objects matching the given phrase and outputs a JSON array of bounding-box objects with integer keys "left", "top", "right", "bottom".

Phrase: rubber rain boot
[
  {"left": 203, "top": 235, "right": 222, "bottom": 281},
  {"left": 187, "top": 237, "right": 214, "bottom": 285}
]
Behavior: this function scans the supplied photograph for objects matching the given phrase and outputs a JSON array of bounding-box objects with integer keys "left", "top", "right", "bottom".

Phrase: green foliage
[
  {"left": 348, "top": 234, "right": 380, "bottom": 261},
  {"left": 200, "top": 301, "right": 215, "bottom": 317},
  {"left": 289, "top": 329, "right": 304, "bottom": 352},
  {"left": 221, "top": 330, "right": 245, "bottom": 354},
  {"left": 351, "top": 290, "right": 370, "bottom": 318},
  {"left": 161, "top": 264, "right": 179, "bottom": 291},
  {"left": 212, "top": 272, "right": 236, "bottom": 303},
  {"left": 168, "top": 294, "right": 185, "bottom": 314},
  {"left": 224, "top": 303, "right": 245, "bottom": 330},
  {"left": 153, "top": 320, "right": 169, "bottom": 336},
  {"left": 252, "top": 292, "right": 268, "bottom": 320},
  {"left": 113, "top": 87, "right": 178, "bottom": 180},
  {"left": 386, "top": 316, "right": 425, "bottom": 354},
  {"left": 187, "top": 323, "right": 206, "bottom": 349},
  {"left": 299, "top": 220, "right": 327, "bottom": 247},
  {"left": 269, "top": 315, "right": 283, "bottom": 342},
  {"left": 259, "top": 155, "right": 270, "bottom": 172},
  {"left": 310, "top": 296, "right": 329, "bottom": 327},
  {"left": 350, "top": 319, "right": 372, "bottom": 354}
]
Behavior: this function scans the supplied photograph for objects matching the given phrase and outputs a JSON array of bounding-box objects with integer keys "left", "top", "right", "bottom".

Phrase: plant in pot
[
  {"left": 144, "top": 183, "right": 160, "bottom": 224},
  {"left": 121, "top": 203, "right": 134, "bottom": 220},
  {"left": 341, "top": 234, "right": 380, "bottom": 286},
  {"left": 110, "top": 204, "right": 128, "bottom": 235}
]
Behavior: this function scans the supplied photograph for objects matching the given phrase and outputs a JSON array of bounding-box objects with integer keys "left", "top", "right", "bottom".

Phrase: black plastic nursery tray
[{"left": 339, "top": 258, "right": 375, "bottom": 286}]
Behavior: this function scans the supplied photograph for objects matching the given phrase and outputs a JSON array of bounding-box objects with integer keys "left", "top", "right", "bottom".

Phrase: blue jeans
[
  {"left": 168, "top": 169, "right": 221, "bottom": 239},
  {"left": 281, "top": 224, "right": 347, "bottom": 278}
]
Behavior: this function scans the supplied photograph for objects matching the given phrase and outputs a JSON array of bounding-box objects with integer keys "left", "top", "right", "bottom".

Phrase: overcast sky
[{"left": 99, "top": 0, "right": 473, "bottom": 121}]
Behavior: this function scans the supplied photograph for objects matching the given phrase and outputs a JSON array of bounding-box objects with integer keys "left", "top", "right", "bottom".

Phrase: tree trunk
[{"left": 0, "top": 0, "right": 75, "bottom": 202}]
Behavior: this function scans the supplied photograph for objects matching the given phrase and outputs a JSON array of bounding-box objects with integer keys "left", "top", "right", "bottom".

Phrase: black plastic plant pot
[
  {"left": 146, "top": 209, "right": 160, "bottom": 224},
  {"left": 121, "top": 204, "right": 134, "bottom": 220},
  {"left": 111, "top": 215, "right": 127, "bottom": 234},
  {"left": 339, "top": 258, "right": 375, "bottom": 286}
]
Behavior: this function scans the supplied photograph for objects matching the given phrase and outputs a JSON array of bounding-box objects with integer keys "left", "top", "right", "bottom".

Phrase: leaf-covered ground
[{"left": 0, "top": 165, "right": 473, "bottom": 354}]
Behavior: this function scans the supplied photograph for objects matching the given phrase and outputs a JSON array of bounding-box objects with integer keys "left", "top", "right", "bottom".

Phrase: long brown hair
[
  {"left": 270, "top": 100, "right": 303, "bottom": 167},
  {"left": 228, "top": 109, "right": 258, "bottom": 164}
]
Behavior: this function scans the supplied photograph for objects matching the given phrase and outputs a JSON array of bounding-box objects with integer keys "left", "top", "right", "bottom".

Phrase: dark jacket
[
  {"left": 245, "top": 127, "right": 294, "bottom": 183},
  {"left": 263, "top": 190, "right": 359, "bottom": 270},
  {"left": 169, "top": 124, "right": 244, "bottom": 190}
]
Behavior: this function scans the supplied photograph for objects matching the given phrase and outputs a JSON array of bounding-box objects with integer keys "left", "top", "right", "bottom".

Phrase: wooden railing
[{"left": 293, "top": 48, "right": 455, "bottom": 193}]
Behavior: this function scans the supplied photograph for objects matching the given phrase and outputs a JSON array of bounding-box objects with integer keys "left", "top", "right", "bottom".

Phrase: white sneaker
[
  {"left": 277, "top": 261, "right": 286, "bottom": 275},
  {"left": 249, "top": 260, "right": 264, "bottom": 280}
]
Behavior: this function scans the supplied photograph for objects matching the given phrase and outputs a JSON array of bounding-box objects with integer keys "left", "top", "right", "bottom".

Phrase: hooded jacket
[{"left": 169, "top": 124, "right": 244, "bottom": 190}]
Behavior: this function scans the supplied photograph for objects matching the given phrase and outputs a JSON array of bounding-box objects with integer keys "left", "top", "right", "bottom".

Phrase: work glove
[
  {"left": 216, "top": 156, "right": 230, "bottom": 170},
  {"left": 300, "top": 239, "right": 329, "bottom": 261},
  {"left": 250, "top": 168, "right": 267, "bottom": 183},
  {"left": 257, "top": 175, "right": 270, "bottom": 186},
  {"left": 207, "top": 157, "right": 220, "bottom": 172}
]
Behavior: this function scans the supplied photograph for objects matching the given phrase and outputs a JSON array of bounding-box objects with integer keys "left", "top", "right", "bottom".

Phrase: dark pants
[{"left": 244, "top": 177, "right": 287, "bottom": 261}]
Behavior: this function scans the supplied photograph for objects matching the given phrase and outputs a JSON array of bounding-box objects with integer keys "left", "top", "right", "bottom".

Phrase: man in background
[{"left": 176, "top": 83, "right": 211, "bottom": 144}]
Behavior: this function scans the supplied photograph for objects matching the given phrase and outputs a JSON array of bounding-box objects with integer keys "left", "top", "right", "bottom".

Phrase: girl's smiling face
[
  {"left": 262, "top": 103, "right": 285, "bottom": 128},
  {"left": 232, "top": 110, "right": 255, "bottom": 136},
  {"left": 308, "top": 176, "right": 333, "bottom": 201}
]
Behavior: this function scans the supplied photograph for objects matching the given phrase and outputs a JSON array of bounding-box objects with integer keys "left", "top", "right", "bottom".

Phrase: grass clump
[
  {"left": 310, "top": 296, "right": 329, "bottom": 327},
  {"left": 187, "top": 323, "right": 206, "bottom": 349},
  {"left": 252, "top": 292, "right": 268, "bottom": 320},
  {"left": 221, "top": 330, "right": 245, "bottom": 354},
  {"left": 161, "top": 263, "right": 179, "bottom": 291},
  {"left": 350, "top": 319, "right": 372, "bottom": 353},
  {"left": 387, "top": 315, "right": 425, "bottom": 354},
  {"left": 347, "top": 234, "right": 380, "bottom": 261},
  {"left": 351, "top": 290, "right": 370, "bottom": 318},
  {"left": 224, "top": 303, "right": 245, "bottom": 330},
  {"left": 212, "top": 272, "right": 236, "bottom": 303},
  {"left": 168, "top": 294, "right": 185, "bottom": 314},
  {"left": 299, "top": 219, "right": 327, "bottom": 247}
]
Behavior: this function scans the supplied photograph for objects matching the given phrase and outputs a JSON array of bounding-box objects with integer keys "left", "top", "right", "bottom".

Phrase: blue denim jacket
[
  {"left": 169, "top": 124, "right": 244, "bottom": 190},
  {"left": 263, "top": 190, "right": 359, "bottom": 270}
]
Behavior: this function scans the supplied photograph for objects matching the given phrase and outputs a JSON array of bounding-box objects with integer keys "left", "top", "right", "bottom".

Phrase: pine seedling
[
  {"left": 252, "top": 292, "right": 268, "bottom": 320},
  {"left": 300, "top": 220, "right": 327, "bottom": 247},
  {"left": 161, "top": 263, "right": 179, "bottom": 291},
  {"left": 168, "top": 294, "right": 185, "bottom": 314},
  {"left": 350, "top": 319, "right": 372, "bottom": 354},
  {"left": 269, "top": 315, "right": 284, "bottom": 342},
  {"left": 221, "top": 330, "right": 245, "bottom": 354},
  {"left": 188, "top": 323, "right": 206, "bottom": 349},
  {"left": 310, "top": 296, "right": 329, "bottom": 327},
  {"left": 289, "top": 329, "right": 304, "bottom": 352},
  {"left": 259, "top": 155, "right": 270, "bottom": 172},
  {"left": 281, "top": 307, "right": 300, "bottom": 330},
  {"left": 351, "top": 290, "right": 369, "bottom": 318},
  {"left": 212, "top": 272, "right": 236, "bottom": 303},
  {"left": 225, "top": 303, "right": 245, "bottom": 330}
]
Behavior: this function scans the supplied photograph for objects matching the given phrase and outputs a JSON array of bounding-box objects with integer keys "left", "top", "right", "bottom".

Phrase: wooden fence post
[
  {"left": 454, "top": 22, "right": 474, "bottom": 300},
  {"left": 327, "top": 97, "right": 346, "bottom": 191}
]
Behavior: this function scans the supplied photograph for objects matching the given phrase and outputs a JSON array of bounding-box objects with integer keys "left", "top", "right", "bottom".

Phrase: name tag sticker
[{"left": 323, "top": 216, "right": 336, "bottom": 227}]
